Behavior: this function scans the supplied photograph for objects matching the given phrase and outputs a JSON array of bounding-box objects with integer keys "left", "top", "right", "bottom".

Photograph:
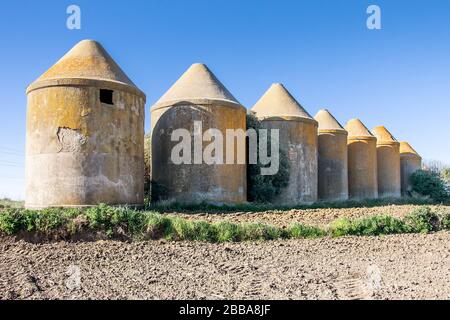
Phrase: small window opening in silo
[{"left": 100, "top": 89, "right": 114, "bottom": 105}]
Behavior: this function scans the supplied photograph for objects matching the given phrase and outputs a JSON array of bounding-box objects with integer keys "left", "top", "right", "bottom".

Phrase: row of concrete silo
[{"left": 24, "top": 40, "right": 422, "bottom": 209}]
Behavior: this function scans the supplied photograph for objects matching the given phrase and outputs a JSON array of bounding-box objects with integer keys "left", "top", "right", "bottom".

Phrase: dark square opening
[{"left": 100, "top": 89, "right": 114, "bottom": 105}]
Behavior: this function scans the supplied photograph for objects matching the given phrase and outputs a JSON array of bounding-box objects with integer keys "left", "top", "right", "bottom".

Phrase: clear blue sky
[{"left": 1, "top": 0, "right": 449, "bottom": 199}]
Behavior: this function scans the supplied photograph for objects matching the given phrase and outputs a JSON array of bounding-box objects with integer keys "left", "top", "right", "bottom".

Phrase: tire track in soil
[{"left": 332, "top": 273, "right": 372, "bottom": 300}]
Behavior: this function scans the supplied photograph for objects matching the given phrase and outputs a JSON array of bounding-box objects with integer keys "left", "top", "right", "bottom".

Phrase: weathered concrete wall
[
  {"left": 372, "top": 126, "right": 401, "bottom": 198},
  {"left": 259, "top": 118, "right": 318, "bottom": 205},
  {"left": 317, "top": 131, "right": 348, "bottom": 202},
  {"left": 151, "top": 102, "right": 247, "bottom": 204},
  {"left": 376, "top": 143, "right": 401, "bottom": 198},
  {"left": 400, "top": 142, "right": 422, "bottom": 196},
  {"left": 347, "top": 137, "right": 378, "bottom": 200},
  {"left": 26, "top": 82, "right": 145, "bottom": 208}
]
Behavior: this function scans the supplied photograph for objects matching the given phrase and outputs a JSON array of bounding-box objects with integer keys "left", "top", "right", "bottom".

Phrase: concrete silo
[
  {"left": 25, "top": 40, "right": 146, "bottom": 209},
  {"left": 400, "top": 141, "right": 422, "bottom": 196},
  {"left": 372, "top": 126, "right": 401, "bottom": 198},
  {"left": 314, "top": 109, "right": 348, "bottom": 202},
  {"left": 251, "top": 83, "right": 318, "bottom": 205},
  {"left": 345, "top": 119, "right": 378, "bottom": 200},
  {"left": 151, "top": 63, "right": 247, "bottom": 204}
]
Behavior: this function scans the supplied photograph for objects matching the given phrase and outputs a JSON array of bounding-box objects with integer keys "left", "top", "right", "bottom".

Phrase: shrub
[
  {"left": 239, "top": 222, "right": 282, "bottom": 241},
  {"left": 442, "top": 212, "right": 450, "bottom": 230},
  {"left": 123, "top": 209, "right": 148, "bottom": 237},
  {"left": 85, "top": 204, "right": 117, "bottom": 234},
  {"left": 172, "top": 217, "right": 206, "bottom": 241},
  {"left": 404, "top": 207, "right": 440, "bottom": 233},
  {"left": 213, "top": 221, "right": 241, "bottom": 243},
  {"left": 1, "top": 204, "right": 448, "bottom": 242},
  {"left": 441, "top": 168, "right": 450, "bottom": 184},
  {"left": 288, "top": 223, "right": 326, "bottom": 239},
  {"left": 0, "top": 208, "right": 23, "bottom": 235},
  {"left": 169, "top": 218, "right": 218, "bottom": 242},
  {"left": 411, "top": 170, "right": 449, "bottom": 202},
  {"left": 190, "top": 220, "right": 218, "bottom": 242},
  {"left": 85, "top": 204, "right": 147, "bottom": 238},
  {"left": 330, "top": 215, "right": 407, "bottom": 237},
  {"left": 246, "top": 112, "right": 290, "bottom": 203},
  {"left": 24, "top": 208, "right": 66, "bottom": 232},
  {"left": 146, "top": 213, "right": 174, "bottom": 239}
]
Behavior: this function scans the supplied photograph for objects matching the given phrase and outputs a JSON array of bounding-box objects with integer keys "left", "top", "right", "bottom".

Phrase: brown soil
[
  {"left": 1, "top": 231, "right": 449, "bottom": 300},
  {"left": 171, "top": 204, "right": 450, "bottom": 227}
]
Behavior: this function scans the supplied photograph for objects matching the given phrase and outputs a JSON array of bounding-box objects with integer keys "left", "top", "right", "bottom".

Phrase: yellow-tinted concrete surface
[
  {"left": 151, "top": 63, "right": 247, "bottom": 204},
  {"left": 345, "top": 119, "right": 378, "bottom": 200},
  {"left": 400, "top": 141, "right": 422, "bottom": 196},
  {"left": 252, "top": 84, "right": 318, "bottom": 205},
  {"left": 314, "top": 110, "right": 348, "bottom": 202},
  {"left": 25, "top": 40, "right": 146, "bottom": 209},
  {"left": 372, "top": 126, "right": 401, "bottom": 198}
]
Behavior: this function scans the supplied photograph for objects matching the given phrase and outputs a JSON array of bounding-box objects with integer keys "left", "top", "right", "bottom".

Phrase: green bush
[
  {"left": 85, "top": 204, "right": 147, "bottom": 238},
  {"left": 411, "top": 170, "right": 449, "bottom": 202},
  {"left": 0, "top": 208, "right": 23, "bottom": 235},
  {"left": 213, "top": 221, "right": 241, "bottom": 243},
  {"left": 404, "top": 206, "right": 440, "bottom": 233},
  {"left": 0, "top": 207, "right": 82, "bottom": 235},
  {"left": 190, "top": 220, "right": 218, "bottom": 242},
  {"left": 168, "top": 218, "right": 218, "bottom": 242},
  {"left": 146, "top": 213, "right": 174, "bottom": 239},
  {"left": 23, "top": 208, "right": 65, "bottom": 232},
  {"left": 441, "top": 168, "right": 450, "bottom": 182},
  {"left": 85, "top": 204, "right": 117, "bottom": 234},
  {"left": 288, "top": 223, "right": 326, "bottom": 239},
  {"left": 246, "top": 112, "right": 290, "bottom": 203},
  {"left": 442, "top": 212, "right": 450, "bottom": 230},
  {"left": 1, "top": 204, "right": 449, "bottom": 242},
  {"left": 330, "top": 215, "right": 407, "bottom": 237},
  {"left": 239, "top": 222, "right": 282, "bottom": 241}
]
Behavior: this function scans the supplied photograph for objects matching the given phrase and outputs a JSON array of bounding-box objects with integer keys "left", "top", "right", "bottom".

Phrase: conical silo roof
[
  {"left": 345, "top": 119, "right": 375, "bottom": 138},
  {"left": 27, "top": 40, "right": 141, "bottom": 94},
  {"left": 400, "top": 142, "right": 421, "bottom": 158},
  {"left": 314, "top": 109, "right": 346, "bottom": 132},
  {"left": 372, "top": 126, "right": 398, "bottom": 143},
  {"left": 152, "top": 63, "right": 242, "bottom": 109},
  {"left": 251, "top": 83, "right": 314, "bottom": 121}
]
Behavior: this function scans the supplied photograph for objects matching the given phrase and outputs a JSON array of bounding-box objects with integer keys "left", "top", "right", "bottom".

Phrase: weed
[
  {"left": 404, "top": 206, "right": 440, "bottom": 233},
  {"left": 288, "top": 223, "right": 326, "bottom": 239},
  {"left": 330, "top": 215, "right": 407, "bottom": 237}
]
